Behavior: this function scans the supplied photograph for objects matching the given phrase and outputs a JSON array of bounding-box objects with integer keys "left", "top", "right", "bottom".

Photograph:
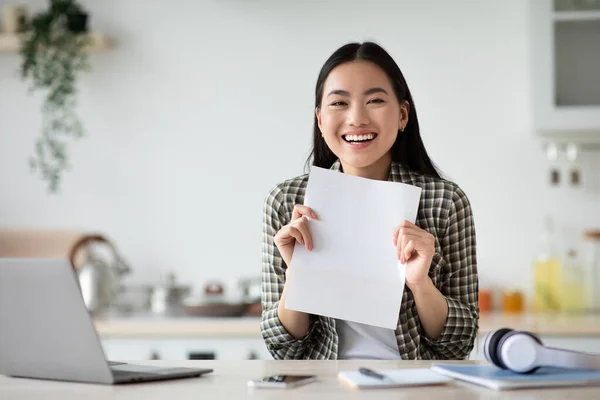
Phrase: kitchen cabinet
[
  {"left": 95, "top": 316, "right": 272, "bottom": 360},
  {"left": 532, "top": 0, "right": 600, "bottom": 139},
  {"left": 101, "top": 337, "right": 272, "bottom": 361}
]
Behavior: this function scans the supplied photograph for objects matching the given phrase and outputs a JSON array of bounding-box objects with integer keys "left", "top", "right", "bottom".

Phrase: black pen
[{"left": 358, "top": 367, "right": 390, "bottom": 381}]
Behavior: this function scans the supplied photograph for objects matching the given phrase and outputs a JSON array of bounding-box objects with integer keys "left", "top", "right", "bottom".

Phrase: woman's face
[{"left": 316, "top": 61, "right": 408, "bottom": 176}]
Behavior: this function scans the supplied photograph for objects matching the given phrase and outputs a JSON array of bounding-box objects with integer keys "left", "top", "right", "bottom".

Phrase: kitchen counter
[
  {"left": 94, "top": 315, "right": 261, "bottom": 338},
  {"left": 479, "top": 312, "right": 600, "bottom": 336},
  {"left": 1, "top": 360, "right": 599, "bottom": 399},
  {"left": 93, "top": 312, "right": 600, "bottom": 338}
]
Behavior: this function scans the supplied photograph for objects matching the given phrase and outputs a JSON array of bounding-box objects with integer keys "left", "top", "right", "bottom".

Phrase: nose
[{"left": 347, "top": 103, "right": 369, "bottom": 127}]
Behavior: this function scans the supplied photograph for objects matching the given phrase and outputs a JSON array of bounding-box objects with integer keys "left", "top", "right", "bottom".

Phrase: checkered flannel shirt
[{"left": 261, "top": 159, "right": 479, "bottom": 360}]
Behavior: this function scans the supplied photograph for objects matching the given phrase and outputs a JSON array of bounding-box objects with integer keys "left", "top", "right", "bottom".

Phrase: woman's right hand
[{"left": 274, "top": 204, "right": 318, "bottom": 268}]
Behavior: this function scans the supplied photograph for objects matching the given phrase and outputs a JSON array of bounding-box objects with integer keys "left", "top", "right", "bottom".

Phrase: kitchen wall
[{"left": 1, "top": 0, "right": 599, "bottom": 300}]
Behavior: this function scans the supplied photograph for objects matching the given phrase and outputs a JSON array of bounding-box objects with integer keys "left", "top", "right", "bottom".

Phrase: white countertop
[
  {"left": 94, "top": 316, "right": 261, "bottom": 338},
  {"left": 2, "top": 360, "right": 599, "bottom": 399},
  {"left": 93, "top": 312, "right": 600, "bottom": 339}
]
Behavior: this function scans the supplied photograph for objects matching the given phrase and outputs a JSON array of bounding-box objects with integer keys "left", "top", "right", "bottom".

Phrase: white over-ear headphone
[{"left": 483, "top": 328, "right": 600, "bottom": 374}]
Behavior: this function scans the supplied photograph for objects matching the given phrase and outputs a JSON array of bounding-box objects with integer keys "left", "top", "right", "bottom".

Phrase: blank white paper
[{"left": 285, "top": 167, "right": 422, "bottom": 329}]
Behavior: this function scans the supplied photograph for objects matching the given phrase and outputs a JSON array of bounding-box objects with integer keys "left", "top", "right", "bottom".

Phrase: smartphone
[{"left": 247, "top": 374, "right": 317, "bottom": 388}]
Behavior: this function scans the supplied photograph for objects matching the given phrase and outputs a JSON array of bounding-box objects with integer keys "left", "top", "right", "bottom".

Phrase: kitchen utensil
[
  {"left": 150, "top": 272, "right": 190, "bottom": 316},
  {"left": 110, "top": 284, "right": 154, "bottom": 314},
  {"left": 69, "top": 234, "right": 130, "bottom": 314},
  {"left": 182, "top": 281, "right": 246, "bottom": 317},
  {"left": 182, "top": 301, "right": 247, "bottom": 317},
  {"left": 238, "top": 277, "right": 262, "bottom": 316}
]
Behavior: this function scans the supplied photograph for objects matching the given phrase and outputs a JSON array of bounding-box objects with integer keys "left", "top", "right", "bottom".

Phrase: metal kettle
[{"left": 69, "top": 234, "right": 130, "bottom": 314}]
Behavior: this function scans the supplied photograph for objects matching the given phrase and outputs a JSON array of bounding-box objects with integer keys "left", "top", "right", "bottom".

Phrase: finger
[
  {"left": 393, "top": 224, "right": 422, "bottom": 246},
  {"left": 392, "top": 225, "right": 400, "bottom": 245},
  {"left": 400, "top": 222, "right": 428, "bottom": 237},
  {"left": 403, "top": 240, "right": 416, "bottom": 263},
  {"left": 396, "top": 228, "right": 405, "bottom": 262},
  {"left": 398, "top": 233, "right": 420, "bottom": 262},
  {"left": 395, "top": 227, "right": 411, "bottom": 254},
  {"left": 293, "top": 217, "right": 314, "bottom": 251},
  {"left": 275, "top": 225, "right": 304, "bottom": 245},
  {"left": 400, "top": 219, "right": 419, "bottom": 229},
  {"left": 292, "top": 205, "right": 319, "bottom": 221},
  {"left": 395, "top": 227, "right": 404, "bottom": 259},
  {"left": 287, "top": 226, "right": 305, "bottom": 245}
]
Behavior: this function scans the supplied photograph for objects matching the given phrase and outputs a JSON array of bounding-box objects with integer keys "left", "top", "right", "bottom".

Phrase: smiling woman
[{"left": 260, "top": 42, "right": 479, "bottom": 361}]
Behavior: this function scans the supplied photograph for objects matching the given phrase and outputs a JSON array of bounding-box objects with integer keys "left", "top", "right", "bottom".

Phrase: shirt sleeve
[
  {"left": 421, "top": 185, "right": 479, "bottom": 359},
  {"left": 260, "top": 184, "right": 328, "bottom": 359}
]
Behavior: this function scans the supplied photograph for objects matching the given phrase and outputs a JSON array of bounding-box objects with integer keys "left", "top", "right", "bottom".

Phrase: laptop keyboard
[{"left": 112, "top": 369, "right": 150, "bottom": 378}]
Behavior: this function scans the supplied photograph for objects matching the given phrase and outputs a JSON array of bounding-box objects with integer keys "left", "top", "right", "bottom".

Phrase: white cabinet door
[
  {"left": 101, "top": 338, "right": 273, "bottom": 361},
  {"left": 532, "top": 0, "right": 600, "bottom": 135}
]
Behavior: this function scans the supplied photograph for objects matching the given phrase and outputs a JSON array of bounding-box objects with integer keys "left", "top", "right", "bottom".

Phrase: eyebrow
[{"left": 326, "top": 87, "right": 389, "bottom": 97}]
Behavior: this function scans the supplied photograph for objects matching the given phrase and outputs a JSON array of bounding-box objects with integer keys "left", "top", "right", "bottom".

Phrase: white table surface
[{"left": 2, "top": 360, "right": 600, "bottom": 399}]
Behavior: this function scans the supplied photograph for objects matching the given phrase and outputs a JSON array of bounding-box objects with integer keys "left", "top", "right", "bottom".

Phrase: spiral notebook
[
  {"left": 431, "top": 364, "right": 600, "bottom": 391},
  {"left": 338, "top": 368, "right": 452, "bottom": 390}
]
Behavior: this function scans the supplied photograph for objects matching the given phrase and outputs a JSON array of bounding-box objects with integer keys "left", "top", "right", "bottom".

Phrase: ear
[
  {"left": 399, "top": 101, "right": 410, "bottom": 131},
  {"left": 316, "top": 107, "right": 323, "bottom": 132}
]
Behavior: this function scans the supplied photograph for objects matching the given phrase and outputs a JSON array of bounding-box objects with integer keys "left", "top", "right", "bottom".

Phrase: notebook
[
  {"left": 431, "top": 364, "right": 600, "bottom": 391},
  {"left": 338, "top": 368, "right": 452, "bottom": 390}
]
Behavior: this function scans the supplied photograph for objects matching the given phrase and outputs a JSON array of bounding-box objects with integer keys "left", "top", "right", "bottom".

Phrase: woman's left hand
[{"left": 392, "top": 220, "right": 435, "bottom": 290}]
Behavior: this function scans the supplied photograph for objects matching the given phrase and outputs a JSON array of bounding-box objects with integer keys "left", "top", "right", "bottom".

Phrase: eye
[
  {"left": 368, "top": 98, "right": 385, "bottom": 104},
  {"left": 330, "top": 101, "right": 347, "bottom": 107}
]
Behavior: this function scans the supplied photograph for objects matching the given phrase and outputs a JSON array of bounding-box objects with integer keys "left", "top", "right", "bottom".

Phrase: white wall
[{"left": 1, "top": 0, "right": 599, "bottom": 302}]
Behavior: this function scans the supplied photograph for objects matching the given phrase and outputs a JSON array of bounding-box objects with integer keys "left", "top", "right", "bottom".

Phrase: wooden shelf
[
  {"left": 553, "top": 10, "right": 600, "bottom": 21},
  {"left": 0, "top": 32, "right": 114, "bottom": 53}
]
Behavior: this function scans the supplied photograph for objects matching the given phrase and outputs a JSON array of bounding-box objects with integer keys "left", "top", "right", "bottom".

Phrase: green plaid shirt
[{"left": 261, "top": 159, "right": 479, "bottom": 360}]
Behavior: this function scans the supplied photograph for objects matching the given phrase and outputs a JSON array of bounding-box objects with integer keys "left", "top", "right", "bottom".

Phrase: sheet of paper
[
  {"left": 285, "top": 166, "right": 422, "bottom": 329},
  {"left": 338, "top": 368, "right": 452, "bottom": 389}
]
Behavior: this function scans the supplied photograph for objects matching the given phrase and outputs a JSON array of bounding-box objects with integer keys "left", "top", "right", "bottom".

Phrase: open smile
[{"left": 342, "top": 133, "right": 378, "bottom": 144}]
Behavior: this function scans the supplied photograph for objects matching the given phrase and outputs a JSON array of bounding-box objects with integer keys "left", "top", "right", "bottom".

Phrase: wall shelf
[
  {"left": 554, "top": 11, "right": 600, "bottom": 21},
  {"left": 0, "top": 32, "right": 114, "bottom": 53}
]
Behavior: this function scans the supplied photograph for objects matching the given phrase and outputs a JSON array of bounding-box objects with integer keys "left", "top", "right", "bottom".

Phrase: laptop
[{"left": 0, "top": 258, "right": 213, "bottom": 384}]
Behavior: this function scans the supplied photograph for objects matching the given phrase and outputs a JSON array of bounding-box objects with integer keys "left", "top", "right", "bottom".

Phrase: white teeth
[{"left": 345, "top": 133, "right": 375, "bottom": 142}]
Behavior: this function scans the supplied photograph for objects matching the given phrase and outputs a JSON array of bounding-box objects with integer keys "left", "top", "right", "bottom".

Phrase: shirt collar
[{"left": 329, "top": 159, "right": 415, "bottom": 185}]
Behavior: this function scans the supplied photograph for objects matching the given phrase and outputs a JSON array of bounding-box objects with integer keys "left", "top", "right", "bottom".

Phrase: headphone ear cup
[
  {"left": 522, "top": 331, "right": 542, "bottom": 345},
  {"left": 497, "top": 331, "right": 542, "bottom": 374},
  {"left": 484, "top": 328, "right": 513, "bottom": 369}
]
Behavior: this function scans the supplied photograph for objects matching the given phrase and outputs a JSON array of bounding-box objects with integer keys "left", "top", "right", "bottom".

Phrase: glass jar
[
  {"left": 502, "top": 290, "right": 524, "bottom": 314},
  {"left": 561, "top": 248, "right": 587, "bottom": 313},
  {"left": 533, "top": 216, "right": 562, "bottom": 312},
  {"left": 584, "top": 230, "right": 600, "bottom": 312}
]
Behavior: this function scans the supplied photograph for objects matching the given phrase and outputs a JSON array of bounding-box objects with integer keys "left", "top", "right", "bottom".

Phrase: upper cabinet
[{"left": 532, "top": 0, "right": 600, "bottom": 139}]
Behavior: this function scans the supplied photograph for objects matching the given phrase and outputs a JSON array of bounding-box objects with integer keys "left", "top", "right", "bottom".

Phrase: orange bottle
[
  {"left": 502, "top": 290, "right": 524, "bottom": 314},
  {"left": 479, "top": 289, "right": 493, "bottom": 312}
]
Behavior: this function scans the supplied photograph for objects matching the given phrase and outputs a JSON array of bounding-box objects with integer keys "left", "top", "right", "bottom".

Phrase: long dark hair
[{"left": 305, "top": 42, "right": 441, "bottom": 179}]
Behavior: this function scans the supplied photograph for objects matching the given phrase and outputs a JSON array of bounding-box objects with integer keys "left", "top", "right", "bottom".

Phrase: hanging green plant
[{"left": 19, "top": 0, "right": 91, "bottom": 193}]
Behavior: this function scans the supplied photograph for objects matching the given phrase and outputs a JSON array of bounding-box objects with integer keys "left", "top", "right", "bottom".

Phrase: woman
[{"left": 261, "top": 42, "right": 478, "bottom": 360}]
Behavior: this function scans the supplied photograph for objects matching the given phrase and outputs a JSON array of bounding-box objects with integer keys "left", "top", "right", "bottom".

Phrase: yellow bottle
[
  {"left": 533, "top": 216, "right": 562, "bottom": 313},
  {"left": 533, "top": 258, "right": 562, "bottom": 312},
  {"left": 561, "top": 249, "right": 587, "bottom": 313}
]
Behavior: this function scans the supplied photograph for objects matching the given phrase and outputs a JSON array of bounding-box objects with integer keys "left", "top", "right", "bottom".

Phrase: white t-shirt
[{"left": 336, "top": 319, "right": 401, "bottom": 360}]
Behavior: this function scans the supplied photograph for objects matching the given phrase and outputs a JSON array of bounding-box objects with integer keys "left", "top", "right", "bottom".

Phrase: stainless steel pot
[{"left": 150, "top": 273, "right": 191, "bottom": 315}]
